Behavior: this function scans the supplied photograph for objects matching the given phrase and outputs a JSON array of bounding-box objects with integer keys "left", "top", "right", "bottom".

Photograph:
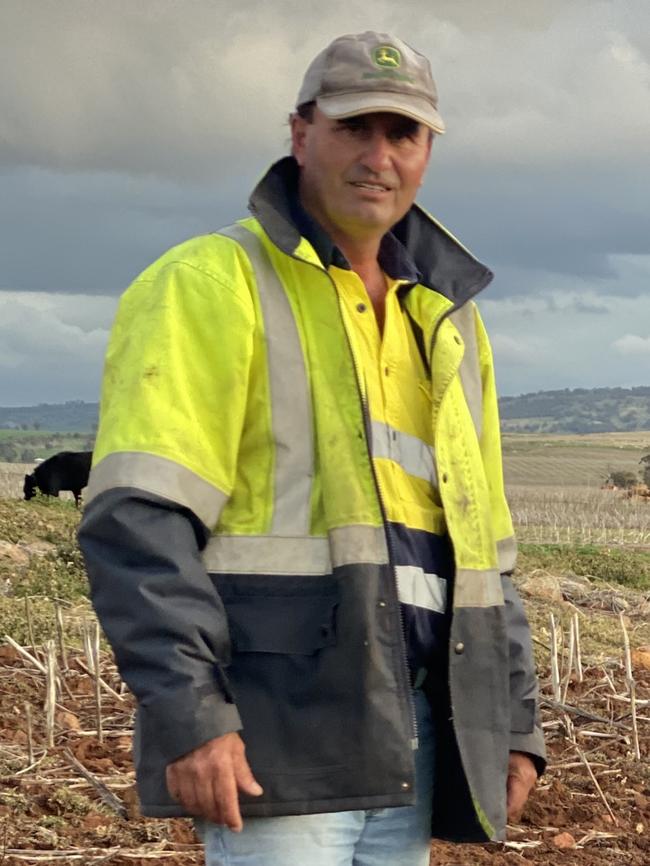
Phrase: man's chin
[{"left": 341, "top": 206, "right": 394, "bottom": 234}]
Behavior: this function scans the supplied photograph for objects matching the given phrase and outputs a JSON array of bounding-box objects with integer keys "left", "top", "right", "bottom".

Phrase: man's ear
[{"left": 291, "top": 114, "right": 308, "bottom": 166}]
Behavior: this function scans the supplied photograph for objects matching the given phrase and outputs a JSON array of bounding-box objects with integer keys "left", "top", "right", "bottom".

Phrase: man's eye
[
  {"left": 340, "top": 120, "right": 367, "bottom": 134},
  {"left": 390, "top": 126, "right": 419, "bottom": 142}
]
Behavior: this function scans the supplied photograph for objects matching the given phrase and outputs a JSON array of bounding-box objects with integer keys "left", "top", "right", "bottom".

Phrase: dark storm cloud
[{"left": 0, "top": 168, "right": 251, "bottom": 294}]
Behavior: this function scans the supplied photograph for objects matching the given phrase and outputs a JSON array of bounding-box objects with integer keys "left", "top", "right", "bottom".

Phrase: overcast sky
[{"left": 1, "top": 0, "right": 649, "bottom": 406}]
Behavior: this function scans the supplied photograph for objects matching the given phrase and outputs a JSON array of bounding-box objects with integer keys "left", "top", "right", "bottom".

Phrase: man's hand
[
  {"left": 506, "top": 751, "right": 538, "bottom": 823},
  {"left": 165, "top": 732, "right": 263, "bottom": 832}
]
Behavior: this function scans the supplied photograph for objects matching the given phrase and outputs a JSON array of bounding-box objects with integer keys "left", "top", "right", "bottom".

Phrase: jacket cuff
[
  {"left": 509, "top": 725, "right": 547, "bottom": 777},
  {"left": 140, "top": 683, "right": 243, "bottom": 763}
]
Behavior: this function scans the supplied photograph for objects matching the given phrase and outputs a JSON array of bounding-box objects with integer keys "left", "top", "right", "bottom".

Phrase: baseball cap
[{"left": 296, "top": 31, "right": 445, "bottom": 134}]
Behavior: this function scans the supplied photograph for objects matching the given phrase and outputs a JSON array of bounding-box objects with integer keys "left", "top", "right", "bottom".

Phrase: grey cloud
[
  {"left": 2, "top": 1, "right": 649, "bottom": 179},
  {"left": 422, "top": 160, "right": 650, "bottom": 295},
  {"left": 0, "top": 167, "right": 250, "bottom": 293},
  {"left": 570, "top": 298, "right": 610, "bottom": 315},
  {"left": 0, "top": 293, "right": 111, "bottom": 403}
]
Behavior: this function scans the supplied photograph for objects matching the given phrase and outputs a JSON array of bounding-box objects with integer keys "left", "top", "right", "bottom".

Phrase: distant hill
[
  {"left": 0, "top": 401, "right": 98, "bottom": 433},
  {"left": 1, "top": 387, "right": 650, "bottom": 437},
  {"left": 500, "top": 386, "right": 650, "bottom": 434}
]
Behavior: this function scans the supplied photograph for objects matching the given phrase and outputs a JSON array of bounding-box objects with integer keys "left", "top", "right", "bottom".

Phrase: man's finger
[
  {"left": 506, "top": 752, "right": 538, "bottom": 822},
  {"left": 215, "top": 759, "right": 243, "bottom": 832},
  {"left": 233, "top": 751, "right": 264, "bottom": 798},
  {"left": 194, "top": 770, "right": 222, "bottom": 825},
  {"left": 177, "top": 774, "right": 201, "bottom": 816},
  {"left": 506, "top": 776, "right": 526, "bottom": 821}
]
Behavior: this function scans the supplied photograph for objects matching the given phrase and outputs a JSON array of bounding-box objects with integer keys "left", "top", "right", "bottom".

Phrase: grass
[
  {"left": 0, "top": 497, "right": 91, "bottom": 644},
  {"left": 0, "top": 433, "right": 94, "bottom": 465},
  {"left": 517, "top": 542, "right": 650, "bottom": 590}
]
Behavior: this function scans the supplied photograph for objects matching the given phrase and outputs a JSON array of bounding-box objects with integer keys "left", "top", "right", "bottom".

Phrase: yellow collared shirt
[{"left": 331, "top": 266, "right": 446, "bottom": 537}]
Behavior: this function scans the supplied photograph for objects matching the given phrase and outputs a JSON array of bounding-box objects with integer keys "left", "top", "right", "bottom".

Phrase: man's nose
[{"left": 360, "top": 133, "right": 393, "bottom": 172}]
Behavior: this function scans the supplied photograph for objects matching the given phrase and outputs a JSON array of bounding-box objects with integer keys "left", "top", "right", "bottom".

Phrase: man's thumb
[{"left": 235, "top": 758, "right": 263, "bottom": 796}]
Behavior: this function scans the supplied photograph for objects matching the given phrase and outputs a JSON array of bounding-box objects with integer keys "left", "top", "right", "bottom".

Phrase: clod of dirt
[
  {"left": 520, "top": 573, "right": 563, "bottom": 603},
  {"left": 552, "top": 832, "right": 576, "bottom": 849},
  {"left": 632, "top": 647, "right": 650, "bottom": 671},
  {"left": 0, "top": 541, "right": 29, "bottom": 566},
  {"left": 18, "top": 539, "right": 58, "bottom": 558},
  {"left": 55, "top": 709, "right": 81, "bottom": 730}
]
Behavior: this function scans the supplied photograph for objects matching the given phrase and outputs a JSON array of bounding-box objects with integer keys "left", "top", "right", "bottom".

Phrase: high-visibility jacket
[{"left": 79, "top": 157, "right": 545, "bottom": 842}]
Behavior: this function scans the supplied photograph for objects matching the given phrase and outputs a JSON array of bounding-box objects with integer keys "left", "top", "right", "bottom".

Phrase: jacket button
[
  {"left": 378, "top": 600, "right": 387, "bottom": 608},
  {"left": 454, "top": 642, "right": 465, "bottom": 655},
  {"left": 401, "top": 781, "right": 411, "bottom": 790},
  {"left": 441, "top": 473, "right": 448, "bottom": 484}
]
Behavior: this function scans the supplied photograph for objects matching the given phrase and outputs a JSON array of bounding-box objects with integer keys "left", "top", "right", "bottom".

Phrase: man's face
[{"left": 291, "top": 107, "right": 432, "bottom": 243}]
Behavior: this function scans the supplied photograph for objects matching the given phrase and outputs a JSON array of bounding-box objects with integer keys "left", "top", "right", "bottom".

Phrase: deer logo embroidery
[{"left": 372, "top": 45, "right": 401, "bottom": 69}]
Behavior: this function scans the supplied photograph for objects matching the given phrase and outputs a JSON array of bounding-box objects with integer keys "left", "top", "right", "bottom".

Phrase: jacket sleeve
[
  {"left": 474, "top": 305, "right": 547, "bottom": 775},
  {"left": 78, "top": 240, "right": 256, "bottom": 764},
  {"left": 78, "top": 489, "right": 242, "bottom": 763}
]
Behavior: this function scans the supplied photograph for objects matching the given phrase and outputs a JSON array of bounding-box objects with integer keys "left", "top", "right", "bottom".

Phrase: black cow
[{"left": 24, "top": 451, "right": 92, "bottom": 508}]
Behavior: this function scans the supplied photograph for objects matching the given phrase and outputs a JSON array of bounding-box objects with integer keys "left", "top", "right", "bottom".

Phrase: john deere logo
[{"left": 372, "top": 45, "right": 401, "bottom": 69}]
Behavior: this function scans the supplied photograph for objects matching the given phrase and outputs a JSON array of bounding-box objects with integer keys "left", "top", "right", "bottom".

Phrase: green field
[{"left": 0, "top": 430, "right": 94, "bottom": 464}]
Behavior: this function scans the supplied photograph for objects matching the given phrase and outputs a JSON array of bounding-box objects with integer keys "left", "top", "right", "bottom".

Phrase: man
[{"left": 79, "top": 31, "right": 545, "bottom": 866}]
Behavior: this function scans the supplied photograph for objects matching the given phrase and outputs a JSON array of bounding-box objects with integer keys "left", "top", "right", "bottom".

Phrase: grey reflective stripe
[
  {"left": 395, "top": 565, "right": 447, "bottom": 613},
  {"left": 330, "top": 524, "right": 388, "bottom": 567},
  {"left": 370, "top": 419, "right": 437, "bottom": 487},
  {"left": 203, "top": 525, "right": 388, "bottom": 575},
  {"left": 217, "top": 223, "right": 313, "bottom": 536},
  {"left": 85, "top": 452, "right": 228, "bottom": 529},
  {"left": 454, "top": 568, "right": 504, "bottom": 608},
  {"left": 449, "top": 303, "right": 482, "bottom": 439},
  {"left": 497, "top": 536, "right": 517, "bottom": 574}
]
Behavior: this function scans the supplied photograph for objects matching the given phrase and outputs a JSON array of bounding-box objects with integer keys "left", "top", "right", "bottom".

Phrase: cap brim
[{"left": 317, "top": 91, "right": 445, "bottom": 134}]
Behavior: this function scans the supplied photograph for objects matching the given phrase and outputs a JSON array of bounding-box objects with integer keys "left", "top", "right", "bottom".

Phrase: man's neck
[
  {"left": 295, "top": 186, "right": 389, "bottom": 324},
  {"left": 333, "top": 236, "right": 388, "bottom": 331}
]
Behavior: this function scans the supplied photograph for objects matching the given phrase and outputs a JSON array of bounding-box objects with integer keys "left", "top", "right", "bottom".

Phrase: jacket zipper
[
  {"left": 276, "top": 246, "right": 420, "bottom": 764},
  {"left": 315, "top": 263, "right": 419, "bottom": 752}
]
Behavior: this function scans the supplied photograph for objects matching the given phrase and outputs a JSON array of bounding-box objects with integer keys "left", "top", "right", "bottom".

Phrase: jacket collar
[{"left": 248, "top": 156, "right": 493, "bottom": 307}]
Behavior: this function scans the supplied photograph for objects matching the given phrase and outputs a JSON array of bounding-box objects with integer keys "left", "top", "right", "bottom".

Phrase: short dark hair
[{"left": 296, "top": 101, "right": 316, "bottom": 122}]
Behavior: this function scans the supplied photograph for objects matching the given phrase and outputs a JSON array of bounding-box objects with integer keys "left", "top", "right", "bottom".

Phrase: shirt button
[
  {"left": 441, "top": 473, "right": 449, "bottom": 483},
  {"left": 378, "top": 600, "right": 387, "bottom": 608},
  {"left": 454, "top": 335, "right": 462, "bottom": 345},
  {"left": 401, "top": 781, "right": 411, "bottom": 790},
  {"left": 454, "top": 642, "right": 465, "bottom": 655},
  {"left": 356, "top": 302, "right": 367, "bottom": 313},
  {"left": 384, "top": 366, "right": 390, "bottom": 377}
]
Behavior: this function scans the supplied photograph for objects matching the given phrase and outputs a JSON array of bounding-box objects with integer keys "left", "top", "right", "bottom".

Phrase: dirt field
[
  {"left": 1, "top": 455, "right": 649, "bottom": 865},
  {"left": 1, "top": 573, "right": 648, "bottom": 865}
]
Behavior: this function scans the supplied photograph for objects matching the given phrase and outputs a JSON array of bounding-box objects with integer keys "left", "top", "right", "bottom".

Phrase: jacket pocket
[{"left": 217, "top": 574, "right": 339, "bottom": 656}]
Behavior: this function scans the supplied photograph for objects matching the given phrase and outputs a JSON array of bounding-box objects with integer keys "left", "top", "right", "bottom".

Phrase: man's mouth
[{"left": 349, "top": 181, "right": 392, "bottom": 192}]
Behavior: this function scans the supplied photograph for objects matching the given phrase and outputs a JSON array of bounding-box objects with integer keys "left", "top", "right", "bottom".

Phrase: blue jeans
[{"left": 200, "top": 689, "right": 434, "bottom": 866}]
